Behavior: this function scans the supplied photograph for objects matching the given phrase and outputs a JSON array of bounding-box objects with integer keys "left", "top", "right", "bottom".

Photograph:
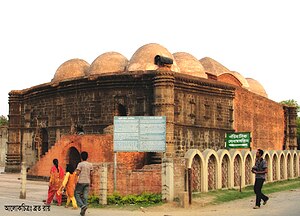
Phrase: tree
[
  {"left": 280, "top": 99, "right": 300, "bottom": 112},
  {"left": 0, "top": 115, "right": 8, "bottom": 126}
]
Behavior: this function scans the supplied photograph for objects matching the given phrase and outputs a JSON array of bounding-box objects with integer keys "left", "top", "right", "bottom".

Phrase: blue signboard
[{"left": 113, "top": 116, "right": 166, "bottom": 152}]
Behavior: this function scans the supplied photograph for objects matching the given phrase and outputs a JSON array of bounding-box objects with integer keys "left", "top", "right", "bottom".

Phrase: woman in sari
[
  {"left": 45, "top": 159, "right": 65, "bottom": 206},
  {"left": 58, "top": 164, "right": 78, "bottom": 209}
]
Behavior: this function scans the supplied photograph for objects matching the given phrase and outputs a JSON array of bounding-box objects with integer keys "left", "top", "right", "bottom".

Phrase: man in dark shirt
[{"left": 252, "top": 149, "right": 269, "bottom": 209}]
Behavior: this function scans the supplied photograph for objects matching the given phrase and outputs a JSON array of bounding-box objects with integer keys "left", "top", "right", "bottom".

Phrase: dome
[
  {"left": 88, "top": 52, "right": 128, "bottom": 75},
  {"left": 127, "top": 43, "right": 180, "bottom": 72},
  {"left": 218, "top": 72, "right": 244, "bottom": 87},
  {"left": 246, "top": 78, "right": 268, "bottom": 97},
  {"left": 230, "top": 71, "right": 250, "bottom": 89},
  {"left": 52, "top": 58, "right": 90, "bottom": 83},
  {"left": 173, "top": 52, "right": 207, "bottom": 78},
  {"left": 199, "top": 57, "right": 230, "bottom": 76}
]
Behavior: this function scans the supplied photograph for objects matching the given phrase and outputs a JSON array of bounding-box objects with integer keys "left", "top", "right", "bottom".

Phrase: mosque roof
[
  {"left": 199, "top": 57, "right": 231, "bottom": 76},
  {"left": 88, "top": 52, "right": 128, "bottom": 75},
  {"left": 173, "top": 52, "right": 207, "bottom": 78},
  {"left": 246, "top": 78, "right": 268, "bottom": 97},
  {"left": 230, "top": 71, "right": 250, "bottom": 89},
  {"left": 49, "top": 44, "right": 267, "bottom": 98},
  {"left": 52, "top": 58, "right": 90, "bottom": 83},
  {"left": 127, "top": 43, "right": 180, "bottom": 72}
]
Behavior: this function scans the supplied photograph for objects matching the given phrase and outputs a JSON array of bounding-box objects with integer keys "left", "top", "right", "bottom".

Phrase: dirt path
[
  {"left": 0, "top": 170, "right": 299, "bottom": 216},
  {"left": 141, "top": 189, "right": 300, "bottom": 216}
]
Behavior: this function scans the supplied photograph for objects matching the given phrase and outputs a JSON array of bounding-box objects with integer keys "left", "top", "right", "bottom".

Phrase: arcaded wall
[
  {"left": 182, "top": 149, "right": 300, "bottom": 194},
  {"left": 234, "top": 87, "right": 284, "bottom": 150}
]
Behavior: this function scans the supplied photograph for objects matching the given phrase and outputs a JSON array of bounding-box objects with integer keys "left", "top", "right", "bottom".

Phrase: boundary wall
[{"left": 183, "top": 149, "right": 300, "bottom": 193}]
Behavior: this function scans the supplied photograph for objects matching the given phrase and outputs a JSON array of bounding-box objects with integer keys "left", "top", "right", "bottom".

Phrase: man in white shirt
[{"left": 75, "top": 151, "right": 93, "bottom": 216}]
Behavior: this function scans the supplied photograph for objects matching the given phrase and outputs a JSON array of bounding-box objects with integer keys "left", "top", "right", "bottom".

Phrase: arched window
[
  {"left": 41, "top": 128, "right": 48, "bottom": 155},
  {"left": 117, "top": 104, "right": 127, "bottom": 116}
]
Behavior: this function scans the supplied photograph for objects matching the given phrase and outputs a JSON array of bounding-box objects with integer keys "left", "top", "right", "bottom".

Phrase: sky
[{"left": 1, "top": 0, "right": 299, "bottom": 116}]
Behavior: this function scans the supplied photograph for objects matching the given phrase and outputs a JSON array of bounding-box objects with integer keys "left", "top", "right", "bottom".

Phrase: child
[{"left": 58, "top": 164, "right": 78, "bottom": 209}]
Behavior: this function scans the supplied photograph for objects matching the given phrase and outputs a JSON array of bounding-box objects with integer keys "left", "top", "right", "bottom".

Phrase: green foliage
[
  {"left": 0, "top": 115, "right": 8, "bottom": 126},
  {"left": 88, "top": 195, "right": 99, "bottom": 204},
  {"left": 280, "top": 99, "right": 300, "bottom": 112},
  {"left": 107, "top": 192, "right": 122, "bottom": 204},
  {"left": 107, "top": 192, "right": 162, "bottom": 205}
]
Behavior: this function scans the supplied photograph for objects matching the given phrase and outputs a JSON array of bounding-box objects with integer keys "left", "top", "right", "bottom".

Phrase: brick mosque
[{"left": 5, "top": 43, "right": 298, "bottom": 197}]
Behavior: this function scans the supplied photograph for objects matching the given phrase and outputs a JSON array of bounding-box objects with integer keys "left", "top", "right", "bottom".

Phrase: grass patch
[
  {"left": 193, "top": 178, "right": 300, "bottom": 205},
  {"left": 86, "top": 178, "right": 300, "bottom": 210},
  {"left": 88, "top": 192, "right": 163, "bottom": 210}
]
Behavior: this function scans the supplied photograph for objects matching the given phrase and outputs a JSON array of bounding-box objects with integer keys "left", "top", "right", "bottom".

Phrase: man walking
[
  {"left": 252, "top": 149, "right": 269, "bottom": 209},
  {"left": 75, "top": 151, "right": 93, "bottom": 216}
]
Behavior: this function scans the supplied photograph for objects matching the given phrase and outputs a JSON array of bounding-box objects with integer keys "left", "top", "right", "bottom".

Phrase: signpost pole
[{"left": 114, "top": 152, "right": 117, "bottom": 192}]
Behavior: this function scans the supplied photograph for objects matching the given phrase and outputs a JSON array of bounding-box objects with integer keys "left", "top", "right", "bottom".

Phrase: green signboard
[{"left": 225, "top": 132, "right": 251, "bottom": 148}]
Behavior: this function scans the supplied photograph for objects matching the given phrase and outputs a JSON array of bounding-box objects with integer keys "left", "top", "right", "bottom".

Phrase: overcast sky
[{"left": 1, "top": 0, "right": 299, "bottom": 116}]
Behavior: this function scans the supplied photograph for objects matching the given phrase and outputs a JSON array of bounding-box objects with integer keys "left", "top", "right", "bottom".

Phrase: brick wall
[
  {"left": 28, "top": 134, "right": 162, "bottom": 196},
  {"left": 234, "top": 87, "right": 285, "bottom": 150},
  {"left": 173, "top": 158, "right": 186, "bottom": 196}
]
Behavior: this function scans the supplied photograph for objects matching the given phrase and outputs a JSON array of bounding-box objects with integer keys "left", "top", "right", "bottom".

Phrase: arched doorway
[{"left": 68, "top": 147, "right": 81, "bottom": 170}]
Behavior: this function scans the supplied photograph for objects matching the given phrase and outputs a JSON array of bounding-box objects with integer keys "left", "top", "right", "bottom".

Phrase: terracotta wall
[
  {"left": 91, "top": 163, "right": 161, "bottom": 196},
  {"left": 28, "top": 134, "right": 162, "bottom": 196},
  {"left": 234, "top": 87, "right": 285, "bottom": 150}
]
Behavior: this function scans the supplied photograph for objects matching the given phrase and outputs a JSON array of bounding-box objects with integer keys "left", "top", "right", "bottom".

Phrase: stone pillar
[
  {"left": 162, "top": 158, "right": 174, "bottom": 202},
  {"left": 153, "top": 70, "right": 175, "bottom": 202},
  {"left": 5, "top": 90, "right": 22, "bottom": 173},
  {"left": 19, "top": 162, "right": 26, "bottom": 199},
  {"left": 267, "top": 156, "right": 274, "bottom": 182},
  {"left": 152, "top": 70, "right": 175, "bottom": 157},
  {"left": 288, "top": 107, "right": 298, "bottom": 150},
  {"left": 202, "top": 162, "right": 208, "bottom": 192},
  {"left": 178, "top": 191, "right": 189, "bottom": 208},
  {"left": 99, "top": 163, "right": 108, "bottom": 205},
  {"left": 240, "top": 162, "right": 245, "bottom": 188}
]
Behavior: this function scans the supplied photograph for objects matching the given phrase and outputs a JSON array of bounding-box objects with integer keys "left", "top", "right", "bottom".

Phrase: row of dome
[{"left": 52, "top": 43, "right": 267, "bottom": 97}]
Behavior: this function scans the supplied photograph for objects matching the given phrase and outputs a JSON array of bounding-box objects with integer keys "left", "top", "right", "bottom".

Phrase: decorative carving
[
  {"left": 221, "top": 155, "right": 229, "bottom": 188},
  {"left": 245, "top": 155, "right": 251, "bottom": 185},
  {"left": 287, "top": 155, "right": 291, "bottom": 178},
  {"left": 208, "top": 155, "right": 216, "bottom": 190},
  {"left": 191, "top": 156, "right": 201, "bottom": 192},
  {"left": 234, "top": 156, "right": 241, "bottom": 187},
  {"left": 272, "top": 156, "right": 277, "bottom": 181}
]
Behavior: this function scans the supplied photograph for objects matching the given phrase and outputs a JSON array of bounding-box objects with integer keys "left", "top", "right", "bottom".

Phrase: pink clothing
[{"left": 46, "top": 165, "right": 65, "bottom": 205}]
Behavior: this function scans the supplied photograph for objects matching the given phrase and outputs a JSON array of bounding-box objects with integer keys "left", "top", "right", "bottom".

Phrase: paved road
[{"left": 0, "top": 168, "right": 299, "bottom": 216}]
